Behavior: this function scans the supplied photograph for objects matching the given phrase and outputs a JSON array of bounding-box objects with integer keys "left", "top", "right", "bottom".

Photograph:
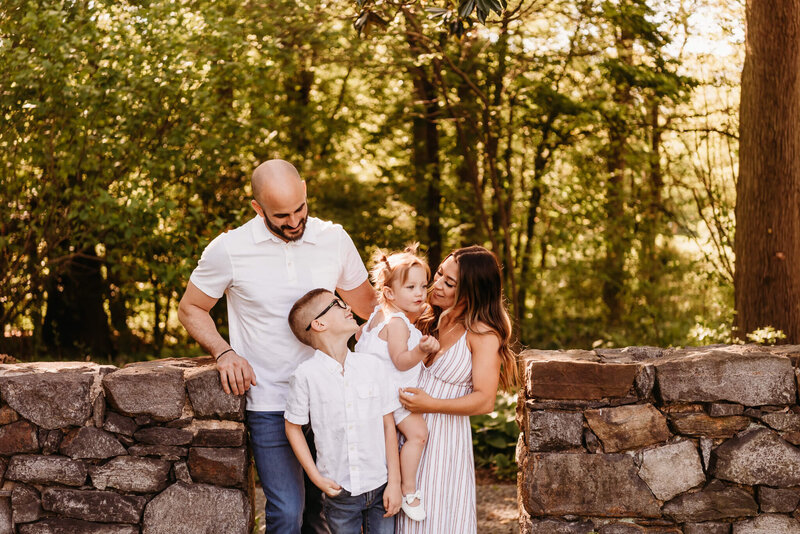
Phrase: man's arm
[
  {"left": 382, "top": 412, "right": 402, "bottom": 517},
  {"left": 178, "top": 281, "right": 256, "bottom": 395},
  {"left": 338, "top": 280, "right": 377, "bottom": 320},
  {"left": 285, "top": 421, "right": 342, "bottom": 497}
]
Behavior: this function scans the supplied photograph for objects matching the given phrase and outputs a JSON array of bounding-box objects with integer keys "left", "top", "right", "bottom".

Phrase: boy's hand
[
  {"left": 313, "top": 476, "right": 342, "bottom": 498},
  {"left": 418, "top": 335, "right": 440, "bottom": 355},
  {"left": 383, "top": 481, "right": 402, "bottom": 517}
]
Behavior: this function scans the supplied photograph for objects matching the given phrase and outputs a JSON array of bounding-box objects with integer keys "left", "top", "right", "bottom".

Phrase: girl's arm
[
  {"left": 398, "top": 330, "right": 501, "bottom": 416},
  {"left": 383, "top": 318, "right": 432, "bottom": 372}
]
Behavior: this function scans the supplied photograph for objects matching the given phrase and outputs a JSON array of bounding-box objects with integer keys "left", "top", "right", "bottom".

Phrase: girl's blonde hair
[{"left": 370, "top": 243, "right": 431, "bottom": 306}]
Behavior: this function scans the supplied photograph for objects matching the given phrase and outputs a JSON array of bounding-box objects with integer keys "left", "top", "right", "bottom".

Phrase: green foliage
[{"left": 471, "top": 392, "right": 519, "bottom": 481}]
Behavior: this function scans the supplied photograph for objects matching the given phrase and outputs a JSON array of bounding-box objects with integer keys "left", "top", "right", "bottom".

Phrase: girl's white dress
[{"left": 354, "top": 305, "right": 423, "bottom": 424}]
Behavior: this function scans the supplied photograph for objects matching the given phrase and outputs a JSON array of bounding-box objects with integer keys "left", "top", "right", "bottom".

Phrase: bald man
[{"left": 179, "top": 160, "right": 376, "bottom": 534}]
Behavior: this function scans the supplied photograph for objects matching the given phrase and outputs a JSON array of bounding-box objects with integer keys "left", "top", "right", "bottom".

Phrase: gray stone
[
  {"left": 60, "top": 427, "right": 127, "bottom": 459},
  {"left": 5, "top": 455, "right": 87, "bottom": 486},
  {"left": 103, "top": 413, "right": 138, "bottom": 437},
  {"left": 638, "top": 440, "right": 705, "bottom": 501},
  {"left": 700, "top": 438, "right": 714, "bottom": 471},
  {"left": 596, "top": 346, "right": 665, "bottom": 362},
  {"left": 709, "top": 403, "right": 744, "bottom": 417},
  {"left": 758, "top": 486, "right": 800, "bottom": 513},
  {"left": 519, "top": 452, "right": 661, "bottom": 517},
  {"left": 93, "top": 393, "right": 106, "bottom": 428},
  {"left": 761, "top": 412, "right": 800, "bottom": 432},
  {"left": 103, "top": 366, "right": 185, "bottom": 422},
  {"left": 187, "top": 447, "right": 247, "bottom": 488},
  {"left": 0, "top": 421, "right": 38, "bottom": 455},
  {"left": 41, "top": 488, "right": 146, "bottom": 524},
  {"left": 128, "top": 445, "right": 188, "bottom": 461},
  {"left": 142, "top": 482, "right": 250, "bottom": 534},
  {"left": 0, "top": 405, "right": 19, "bottom": 426},
  {"left": 11, "top": 484, "right": 42, "bottom": 524},
  {"left": 184, "top": 367, "right": 245, "bottom": 421},
  {"left": 585, "top": 404, "right": 671, "bottom": 452},
  {"left": 732, "top": 514, "right": 800, "bottom": 533},
  {"left": 133, "top": 427, "right": 193, "bottom": 446},
  {"left": 173, "top": 461, "right": 192, "bottom": 484},
  {"left": 713, "top": 428, "right": 800, "bottom": 486},
  {"left": 655, "top": 348, "right": 795, "bottom": 406},
  {"left": 0, "top": 496, "right": 10, "bottom": 534},
  {"left": 18, "top": 519, "right": 138, "bottom": 534},
  {"left": 0, "top": 367, "right": 95, "bottom": 429},
  {"left": 38, "top": 429, "right": 62, "bottom": 455},
  {"left": 598, "top": 524, "right": 681, "bottom": 533},
  {"left": 522, "top": 518, "right": 595, "bottom": 534},
  {"left": 684, "top": 523, "right": 731, "bottom": 534},
  {"left": 662, "top": 480, "right": 757, "bottom": 522},
  {"left": 525, "top": 411, "right": 584, "bottom": 451},
  {"left": 584, "top": 428, "right": 601, "bottom": 453},
  {"left": 90, "top": 457, "right": 171, "bottom": 493},
  {"left": 635, "top": 365, "right": 656, "bottom": 399}
]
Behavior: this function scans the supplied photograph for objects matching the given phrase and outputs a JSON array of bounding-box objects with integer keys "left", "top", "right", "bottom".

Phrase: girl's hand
[
  {"left": 314, "top": 476, "right": 342, "bottom": 498},
  {"left": 418, "top": 335, "right": 440, "bottom": 355},
  {"left": 399, "top": 387, "right": 434, "bottom": 413}
]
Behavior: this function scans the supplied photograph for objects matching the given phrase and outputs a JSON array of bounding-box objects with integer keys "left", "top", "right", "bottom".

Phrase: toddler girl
[{"left": 354, "top": 244, "right": 439, "bottom": 521}]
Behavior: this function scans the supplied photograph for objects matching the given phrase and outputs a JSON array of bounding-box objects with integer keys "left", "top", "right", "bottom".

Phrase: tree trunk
[{"left": 735, "top": 0, "right": 800, "bottom": 343}]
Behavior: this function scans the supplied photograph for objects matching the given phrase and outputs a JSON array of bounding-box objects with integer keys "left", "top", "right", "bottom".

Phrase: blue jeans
[
  {"left": 323, "top": 483, "right": 394, "bottom": 534},
  {"left": 248, "top": 411, "right": 329, "bottom": 534}
]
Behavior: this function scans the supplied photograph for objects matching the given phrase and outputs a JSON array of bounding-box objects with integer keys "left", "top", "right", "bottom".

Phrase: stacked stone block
[
  {"left": 517, "top": 344, "right": 800, "bottom": 534},
  {"left": 0, "top": 358, "right": 251, "bottom": 533}
]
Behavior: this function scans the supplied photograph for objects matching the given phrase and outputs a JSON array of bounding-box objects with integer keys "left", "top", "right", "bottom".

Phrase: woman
[{"left": 396, "top": 245, "right": 518, "bottom": 534}]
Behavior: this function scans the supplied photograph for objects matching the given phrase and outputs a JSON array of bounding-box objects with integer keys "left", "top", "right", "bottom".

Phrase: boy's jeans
[{"left": 323, "top": 483, "right": 395, "bottom": 534}]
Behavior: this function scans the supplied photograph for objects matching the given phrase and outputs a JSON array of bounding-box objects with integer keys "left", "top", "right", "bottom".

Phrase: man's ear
[{"left": 251, "top": 199, "right": 264, "bottom": 217}]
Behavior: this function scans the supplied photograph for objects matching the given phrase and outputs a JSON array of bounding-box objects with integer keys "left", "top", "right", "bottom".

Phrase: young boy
[{"left": 285, "top": 288, "right": 402, "bottom": 534}]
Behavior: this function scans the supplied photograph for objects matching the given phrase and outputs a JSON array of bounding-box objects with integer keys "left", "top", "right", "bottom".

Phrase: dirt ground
[{"left": 254, "top": 479, "right": 519, "bottom": 533}]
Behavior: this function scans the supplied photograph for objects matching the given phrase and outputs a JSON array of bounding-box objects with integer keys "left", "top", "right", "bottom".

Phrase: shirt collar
[
  {"left": 250, "top": 215, "right": 319, "bottom": 245},
  {"left": 313, "top": 349, "right": 348, "bottom": 375}
]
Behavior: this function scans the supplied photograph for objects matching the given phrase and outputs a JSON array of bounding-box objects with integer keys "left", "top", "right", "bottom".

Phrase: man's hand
[
  {"left": 383, "top": 481, "right": 402, "bottom": 517},
  {"left": 313, "top": 475, "right": 343, "bottom": 498},
  {"left": 216, "top": 352, "right": 257, "bottom": 395},
  {"left": 418, "top": 335, "right": 440, "bottom": 355}
]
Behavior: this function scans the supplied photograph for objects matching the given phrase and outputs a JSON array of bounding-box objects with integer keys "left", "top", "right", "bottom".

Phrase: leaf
[{"left": 458, "top": 0, "right": 476, "bottom": 19}]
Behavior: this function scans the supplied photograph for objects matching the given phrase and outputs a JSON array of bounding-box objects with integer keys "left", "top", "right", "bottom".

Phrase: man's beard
[{"left": 265, "top": 214, "right": 308, "bottom": 241}]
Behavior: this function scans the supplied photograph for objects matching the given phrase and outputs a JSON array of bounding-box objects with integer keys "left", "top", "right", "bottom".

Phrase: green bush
[{"left": 471, "top": 391, "right": 519, "bottom": 481}]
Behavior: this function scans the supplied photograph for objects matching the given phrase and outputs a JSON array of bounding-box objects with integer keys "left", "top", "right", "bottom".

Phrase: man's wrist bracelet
[{"left": 215, "top": 348, "right": 235, "bottom": 361}]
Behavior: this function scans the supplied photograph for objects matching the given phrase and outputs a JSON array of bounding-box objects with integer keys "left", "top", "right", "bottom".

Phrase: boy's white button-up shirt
[
  {"left": 189, "top": 216, "right": 368, "bottom": 411},
  {"left": 284, "top": 350, "right": 400, "bottom": 495}
]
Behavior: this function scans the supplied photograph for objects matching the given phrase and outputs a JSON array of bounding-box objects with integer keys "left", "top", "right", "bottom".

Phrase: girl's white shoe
[{"left": 401, "top": 491, "right": 426, "bottom": 521}]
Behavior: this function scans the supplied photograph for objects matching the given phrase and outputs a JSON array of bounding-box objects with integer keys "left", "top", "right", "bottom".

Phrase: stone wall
[
  {"left": 517, "top": 344, "right": 800, "bottom": 534},
  {"left": 0, "top": 357, "right": 251, "bottom": 533}
]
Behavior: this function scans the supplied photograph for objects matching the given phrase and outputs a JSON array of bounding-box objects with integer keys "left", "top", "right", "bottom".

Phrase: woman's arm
[{"left": 398, "top": 330, "right": 501, "bottom": 416}]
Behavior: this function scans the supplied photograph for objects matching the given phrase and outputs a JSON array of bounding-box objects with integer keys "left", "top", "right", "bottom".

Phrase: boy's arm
[
  {"left": 382, "top": 413, "right": 402, "bottom": 517},
  {"left": 284, "top": 421, "right": 342, "bottom": 497}
]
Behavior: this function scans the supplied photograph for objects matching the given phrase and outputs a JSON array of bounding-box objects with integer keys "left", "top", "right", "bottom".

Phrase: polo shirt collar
[
  {"left": 250, "top": 215, "right": 319, "bottom": 245},
  {"left": 313, "top": 349, "right": 348, "bottom": 375}
]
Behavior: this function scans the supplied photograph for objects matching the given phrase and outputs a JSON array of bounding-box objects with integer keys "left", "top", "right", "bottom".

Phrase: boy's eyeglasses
[{"left": 305, "top": 298, "right": 347, "bottom": 331}]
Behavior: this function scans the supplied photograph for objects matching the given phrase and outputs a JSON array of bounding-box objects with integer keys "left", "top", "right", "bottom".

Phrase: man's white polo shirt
[
  {"left": 189, "top": 215, "right": 368, "bottom": 411},
  {"left": 284, "top": 350, "right": 400, "bottom": 495}
]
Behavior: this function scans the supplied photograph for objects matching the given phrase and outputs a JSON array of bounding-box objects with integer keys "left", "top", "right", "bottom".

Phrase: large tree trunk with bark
[{"left": 735, "top": 1, "right": 800, "bottom": 343}]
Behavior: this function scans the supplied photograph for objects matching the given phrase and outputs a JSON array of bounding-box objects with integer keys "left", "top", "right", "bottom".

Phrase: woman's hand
[{"left": 399, "top": 387, "right": 435, "bottom": 413}]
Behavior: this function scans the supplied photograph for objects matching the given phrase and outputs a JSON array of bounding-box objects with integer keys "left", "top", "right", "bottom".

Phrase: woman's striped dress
[{"left": 396, "top": 332, "right": 476, "bottom": 534}]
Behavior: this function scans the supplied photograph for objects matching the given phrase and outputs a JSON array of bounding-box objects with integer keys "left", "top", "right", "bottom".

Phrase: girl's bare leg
[{"left": 397, "top": 413, "right": 428, "bottom": 506}]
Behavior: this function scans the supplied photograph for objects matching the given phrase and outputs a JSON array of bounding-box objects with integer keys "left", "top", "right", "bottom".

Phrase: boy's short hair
[{"left": 288, "top": 288, "right": 332, "bottom": 347}]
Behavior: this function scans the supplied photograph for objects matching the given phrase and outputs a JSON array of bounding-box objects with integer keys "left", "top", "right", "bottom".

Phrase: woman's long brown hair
[{"left": 418, "top": 245, "right": 519, "bottom": 391}]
